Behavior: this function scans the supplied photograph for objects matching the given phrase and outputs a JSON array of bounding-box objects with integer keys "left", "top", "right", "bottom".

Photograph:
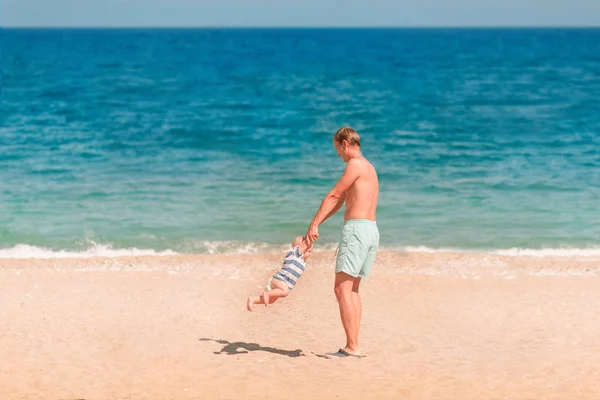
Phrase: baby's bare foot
[
  {"left": 263, "top": 291, "right": 270, "bottom": 307},
  {"left": 246, "top": 297, "right": 254, "bottom": 311}
]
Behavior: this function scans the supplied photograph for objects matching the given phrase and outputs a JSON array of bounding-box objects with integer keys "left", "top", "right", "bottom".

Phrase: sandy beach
[{"left": 2, "top": 250, "right": 600, "bottom": 399}]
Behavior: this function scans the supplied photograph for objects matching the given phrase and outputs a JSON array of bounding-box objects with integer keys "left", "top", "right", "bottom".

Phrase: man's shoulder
[{"left": 347, "top": 157, "right": 373, "bottom": 171}]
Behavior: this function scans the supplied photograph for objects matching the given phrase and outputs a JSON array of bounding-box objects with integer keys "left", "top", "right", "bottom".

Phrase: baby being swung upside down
[{"left": 247, "top": 236, "right": 313, "bottom": 311}]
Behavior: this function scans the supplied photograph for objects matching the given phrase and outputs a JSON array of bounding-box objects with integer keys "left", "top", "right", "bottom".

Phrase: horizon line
[{"left": 2, "top": 25, "right": 600, "bottom": 30}]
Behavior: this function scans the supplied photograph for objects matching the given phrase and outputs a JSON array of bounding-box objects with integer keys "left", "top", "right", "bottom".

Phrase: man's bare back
[{"left": 343, "top": 157, "right": 379, "bottom": 221}]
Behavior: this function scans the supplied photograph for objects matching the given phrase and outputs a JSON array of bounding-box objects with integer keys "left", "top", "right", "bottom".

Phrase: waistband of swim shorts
[{"left": 344, "top": 219, "right": 377, "bottom": 226}]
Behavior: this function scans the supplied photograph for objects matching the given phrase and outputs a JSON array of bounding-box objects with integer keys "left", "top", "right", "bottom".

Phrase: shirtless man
[{"left": 306, "top": 126, "right": 379, "bottom": 359}]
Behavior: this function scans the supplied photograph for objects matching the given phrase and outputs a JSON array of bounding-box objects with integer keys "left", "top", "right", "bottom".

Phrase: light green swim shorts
[{"left": 336, "top": 219, "right": 380, "bottom": 279}]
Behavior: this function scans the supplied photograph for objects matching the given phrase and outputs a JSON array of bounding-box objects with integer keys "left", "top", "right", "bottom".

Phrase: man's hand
[{"left": 306, "top": 224, "right": 319, "bottom": 244}]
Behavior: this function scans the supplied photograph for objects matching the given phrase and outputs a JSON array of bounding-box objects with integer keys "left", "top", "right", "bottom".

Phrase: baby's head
[{"left": 292, "top": 235, "right": 313, "bottom": 260}]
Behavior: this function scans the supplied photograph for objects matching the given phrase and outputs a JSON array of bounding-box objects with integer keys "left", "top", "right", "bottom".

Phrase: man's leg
[
  {"left": 334, "top": 272, "right": 361, "bottom": 354},
  {"left": 352, "top": 277, "right": 362, "bottom": 346}
]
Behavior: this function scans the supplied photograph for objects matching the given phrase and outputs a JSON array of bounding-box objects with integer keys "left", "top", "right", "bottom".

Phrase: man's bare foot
[
  {"left": 263, "top": 291, "right": 270, "bottom": 307},
  {"left": 246, "top": 297, "right": 254, "bottom": 311}
]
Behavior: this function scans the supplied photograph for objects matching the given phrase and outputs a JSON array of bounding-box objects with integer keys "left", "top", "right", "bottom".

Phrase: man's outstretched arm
[
  {"left": 306, "top": 160, "right": 360, "bottom": 243},
  {"left": 322, "top": 192, "right": 347, "bottom": 224}
]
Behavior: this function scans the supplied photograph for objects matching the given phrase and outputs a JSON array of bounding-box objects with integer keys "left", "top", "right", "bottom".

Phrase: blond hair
[{"left": 333, "top": 126, "right": 361, "bottom": 148}]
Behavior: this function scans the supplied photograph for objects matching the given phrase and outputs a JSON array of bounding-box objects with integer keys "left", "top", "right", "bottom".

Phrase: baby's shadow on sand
[{"left": 199, "top": 338, "right": 304, "bottom": 358}]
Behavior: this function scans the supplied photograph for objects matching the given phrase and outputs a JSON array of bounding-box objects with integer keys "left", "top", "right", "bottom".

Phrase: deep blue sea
[{"left": 1, "top": 28, "right": 599, "bottom": 256}]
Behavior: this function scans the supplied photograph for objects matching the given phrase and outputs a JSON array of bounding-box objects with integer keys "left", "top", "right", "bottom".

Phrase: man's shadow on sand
[{"left": 199, "top": 338, "right": 304, "bottom": 358}]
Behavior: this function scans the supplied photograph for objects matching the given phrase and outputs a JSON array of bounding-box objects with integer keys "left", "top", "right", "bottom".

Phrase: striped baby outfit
[{"left": 271, "top": 245, "right": 306, "bottom": 290}]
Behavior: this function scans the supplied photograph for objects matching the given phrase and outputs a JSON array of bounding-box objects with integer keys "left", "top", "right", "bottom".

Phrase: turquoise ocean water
[{"left": 1, "top": 29, "right": 599, "bottom": 256}]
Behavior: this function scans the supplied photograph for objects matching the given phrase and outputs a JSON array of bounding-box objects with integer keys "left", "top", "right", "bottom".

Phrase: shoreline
[
  {"left": 3, "top": 242, "right": 600, "bottom": 259},
  {"left": 1, "top": 250, "right": 599, "bottom": 275}
]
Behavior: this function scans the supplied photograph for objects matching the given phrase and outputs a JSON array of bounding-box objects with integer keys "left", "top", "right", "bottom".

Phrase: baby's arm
[{"left": 299, "top": 238, "right": 313, "bottom": 259}]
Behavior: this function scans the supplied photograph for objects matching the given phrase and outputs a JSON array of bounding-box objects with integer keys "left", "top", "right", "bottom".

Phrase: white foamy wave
[
  {"left": 402, "top": 246, "right": 477, "bottom": 254},
  {"left": 3, "top": 242, "right": 599, "bottom": 259},
  {"left": 0, "top": 240, "right": 342, "bottom": 259},
  {"left": 401, "top": 245, "right": 600, "bottom": 258},
  {"left": 493, "top": 247, "right": 600, "bottom": 257},
  {"left": 198, "top": 241, "right": 280, "bottom": 255},
  {"left": 0, "top": 244, "right": 177, "bottom": 259},
  {"left": 188, "top": 240, "right": 340, "bottom": 254}
]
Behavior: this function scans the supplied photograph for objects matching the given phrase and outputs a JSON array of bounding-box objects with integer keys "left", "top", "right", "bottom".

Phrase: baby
[{"left": 247, "top": 236, "right": 313, "bottom": 311}]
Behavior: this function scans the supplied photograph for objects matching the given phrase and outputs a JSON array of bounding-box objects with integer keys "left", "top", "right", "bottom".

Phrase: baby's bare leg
[
  {"left": 265, "top": 279, "right": 290, "bottom": 306},
  {"left": 256, "top": 288, "right": 288, "bottom": 307},
  {"left": 246, "top": 281, "right": 289, "bottom": 311}
]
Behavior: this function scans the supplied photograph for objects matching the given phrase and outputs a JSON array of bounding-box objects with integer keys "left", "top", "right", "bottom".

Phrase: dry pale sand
[{"left": 1, "top": 250, "right": 600, "bottom": 400}]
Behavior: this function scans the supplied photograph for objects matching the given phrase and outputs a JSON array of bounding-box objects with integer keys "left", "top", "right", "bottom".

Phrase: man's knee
[
  {"left": 334, "top": 285, "right": 343, "bottom": 300},
  {"left": 334, "top": 284, "right": 352, "bottom": 301},
  {"left": 334, "top": 271, "right": 358, "bottom": 300}
]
